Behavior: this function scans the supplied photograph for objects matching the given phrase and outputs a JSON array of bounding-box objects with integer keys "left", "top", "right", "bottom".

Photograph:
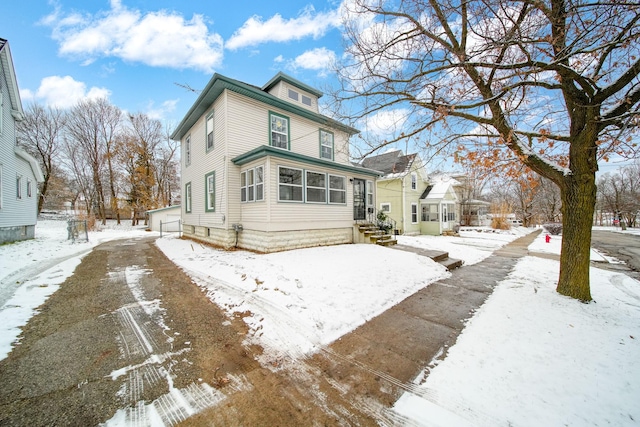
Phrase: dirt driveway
[{"left": 0, "top": 236, "right": 401, "bottom": 426}]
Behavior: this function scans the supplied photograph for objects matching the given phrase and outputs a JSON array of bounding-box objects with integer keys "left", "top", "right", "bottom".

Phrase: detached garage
[{"left": 147, "top": 206, "right": 181, "bottom": 234}]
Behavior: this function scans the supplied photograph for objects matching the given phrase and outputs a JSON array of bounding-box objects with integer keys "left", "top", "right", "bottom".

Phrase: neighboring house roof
[
  {"left": 146, "top": 205, "right": 181, "bottom": 214},
  {"left": 170, "top": 73, "right": 358, "bottom": 141},
  {"left": 420, "top": 175, "right": 460, "bottom": 200},
  {"left": 15, "top": 148, "right": 45, "bottom": 183},
  {"left": 0, "top": 38, "right": 24, "bottom": 121},
  {"left": 362, "top": 150, "right": 428, "bottom": 181}
]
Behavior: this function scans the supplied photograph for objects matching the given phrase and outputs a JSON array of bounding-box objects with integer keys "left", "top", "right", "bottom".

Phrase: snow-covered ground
[{"left": 1, "top": 221, "right": 639, "bottom": 426}]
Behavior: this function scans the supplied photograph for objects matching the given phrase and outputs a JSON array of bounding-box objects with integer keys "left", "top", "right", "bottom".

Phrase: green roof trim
[
  {"left": 170, "top": 73, "right": 357, "bottom": 141},
  {"left": 262, "top": 72, "right": 323, "bottom": 98},
  {"left": 231, "top": 145, "right": 382, "bottom": 177}
]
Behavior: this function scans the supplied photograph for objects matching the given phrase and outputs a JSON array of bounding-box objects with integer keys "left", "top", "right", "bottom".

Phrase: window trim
[
  {"left": 205, "top": 110, "right": 214, "bottom": 152},
  {"left": 205, "top": 171, "right": 215, "bottom": 212},
  {"left": 278, "top": 166, "right": 304, "bottom": 202},
  {"left": 185, "top": 182, "right": 192, "bottom": 213},
  {"left": 328, "top": 174, "right": 347, "bottom": 205},
  {"left": 319, "top": 129, "right": 334, "bottom": 161},
  {"left": 411, "top": 202, "right": 418, "bottom": 224},
  {"left": 305, "top": 170, "right": 327, "bottom": 204},
  {"left": 184, "top": 135, "right": 191, "bottom": 167},
  {"left": 380, "top": 202, "right": 391, "bottom": 213},
  {"left": 269, "top": 111, "right": 290, "bottom": 150}
]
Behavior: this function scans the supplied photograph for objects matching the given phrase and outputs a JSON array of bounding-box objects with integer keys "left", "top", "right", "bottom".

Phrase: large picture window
[
  {"left": 278, "top": 167, "right": 303, "bottom": 201},
  {"left": 206, "top": 111, "right": 214, "bottom": 151},
  {"left": 320, "top": 130, "right": 334, "bottom": 160},
  {"left": 422, "top": 204, "right": 438, "bottom": 221},
  {"left": 205, "top": 171, "right": 215, "bottom": 212},
  {"left": 306, "top": 171, "right": 326, "bottom": 203},
  {"left": 329, "top": 175, "right": 346, "bottom": 204},
  {"left": 270, "top": 112, "right": 289, "bottom": 150}
]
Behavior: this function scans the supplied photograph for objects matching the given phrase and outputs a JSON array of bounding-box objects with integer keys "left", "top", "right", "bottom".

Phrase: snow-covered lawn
[{"left": 2, "top": 221, "right": 639, "bottom": 426}]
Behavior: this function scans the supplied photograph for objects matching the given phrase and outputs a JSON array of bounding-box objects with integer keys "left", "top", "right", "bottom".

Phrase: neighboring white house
[
  {"left": 170, "top": 72, "right": 381, "bottom": 253},
  {"left": 0, "top": 38, "right": 44, "bottom": 244},
  {"left": 418, "top": 174, "right": 461, "bottom": 235}
]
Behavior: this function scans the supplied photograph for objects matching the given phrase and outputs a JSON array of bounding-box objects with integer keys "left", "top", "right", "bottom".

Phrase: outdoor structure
[
  {"left": 363, "top": 151, "right": 462, "bottom": 235},
  {"left": 146, "top": 205, "right": 181, "bottom": 233},
  {"left": 170, "top": 72, "right": 381, "bottom": 252},
  {"left": 0, "top": 38, "right": 44, "bottom": 244}
]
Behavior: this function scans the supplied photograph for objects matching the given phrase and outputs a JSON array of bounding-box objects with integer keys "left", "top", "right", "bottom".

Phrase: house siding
[{"left": 0, "top": 42, "right": 42, "bottom": 244}]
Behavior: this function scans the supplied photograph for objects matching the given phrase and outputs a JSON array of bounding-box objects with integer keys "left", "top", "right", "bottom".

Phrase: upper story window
[
  {"left": 288, "top": 89, "right": 299, "bottom": 101},
  {"left": 320, "top": 130, "right": 334, "bottom": 160},
  {"left": 206, "top": 111, "right": 214, "bottom": 151},
  {"left": 411, "top": 173, "right": 417, "bottom": 190},
  {"left": 270, "top": 112, "right": 289, "bottom": 150},
  {"left": 185, "top": 135, "right": 191, "bottom": 166},
  {"left": 301, "top": 95, "right": 312, "bottom": 106}
]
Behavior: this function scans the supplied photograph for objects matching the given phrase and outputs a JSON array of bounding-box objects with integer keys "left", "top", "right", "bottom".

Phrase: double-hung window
[
  {"left": 27, "top": 179, "right": 32, "bottom": 198},
  {"left": 411, "top": 173, "right": 417, "bottom": 190},
  {"left": 185, "top": 182, "right": 192, "bottom": 213},
  {"left": 320, "top": 130, "right": 334, "bottom": 160},
  {"left": 241, "top": 166, "right": 264, "bottom": 203},
  {"left": 366, "top": 181, "right": 374, "bottom": 207},
  {"left": 205, "top": 172, "right": 215, "bottom": 212},
  {"left": 329, "top": 175, "right": 346, "bottom": 204},
  {"left": 411, "top": 203, "right": 418, "bottom": 223},
  {"left": 206, "top": 111, "right": 214, "bottom": 151},
  {"left": 270, "top": 112, "right": 289, "bottom": 149},
  {"left": 278, "top": 167, "right": 303, "bottom": 201},
  {"left": 306, "top": 171, "right": 326, "bottom": 203},
  {"left": 184, "top": 135, "right": 191, "bottom": 167}
]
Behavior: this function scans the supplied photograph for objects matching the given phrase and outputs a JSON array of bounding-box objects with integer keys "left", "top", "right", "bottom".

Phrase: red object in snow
[{"left": 545, "top": 234, "right": 551, "bottom": 243}]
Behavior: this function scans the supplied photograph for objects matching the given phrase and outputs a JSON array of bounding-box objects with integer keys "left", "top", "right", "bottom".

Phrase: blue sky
[{"left": 3, "top": 0, "right": 345, "bottom": 126}]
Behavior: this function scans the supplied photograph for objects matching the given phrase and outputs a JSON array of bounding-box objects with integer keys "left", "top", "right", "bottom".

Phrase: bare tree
[
  {"left": 16, "top": 103, "right": 67, "bottom": 213},
  {"left": 66, "top": 99, "right": 121, "bottom": 225},
  {"left": 334, "top": 0, "right": 640, "bottom": 301},
  {"left": 154, "top": 126, "right": 180, "bottom": 207}
]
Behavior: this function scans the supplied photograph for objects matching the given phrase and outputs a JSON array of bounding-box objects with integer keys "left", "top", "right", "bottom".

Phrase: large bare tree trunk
[{"left": 557, "top": 173, "right": 596, "bottom": 301}]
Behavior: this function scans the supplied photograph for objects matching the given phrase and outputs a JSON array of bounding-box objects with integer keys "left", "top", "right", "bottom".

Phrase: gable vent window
[
  {"left": 301, "top": 95, "right": 312, "bottom": 106},
  {"left": 288, "top": 89, "right": 299, "bottom": 101}
]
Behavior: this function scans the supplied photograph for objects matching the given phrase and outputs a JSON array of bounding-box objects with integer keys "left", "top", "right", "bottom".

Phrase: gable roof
[
  {"left": 262, "top": 72, "right": 323, "bottom": 98},
  {"left": 0, "top": 38, "right": 24, "bottom": 120},
  {"left": 170, "top": 73, "right": 356, "bottom": 141},
  {"left": 362, "top": 150, "right": 418, "bottom": 178}
]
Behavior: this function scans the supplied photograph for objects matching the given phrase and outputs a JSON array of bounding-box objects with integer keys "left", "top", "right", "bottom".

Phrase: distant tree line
[
  {"left": 596, "top": 163, "right": 640, "bottom": 229},
  {"left": 16, "top": 99, "right": 180, "bottom": 226}
]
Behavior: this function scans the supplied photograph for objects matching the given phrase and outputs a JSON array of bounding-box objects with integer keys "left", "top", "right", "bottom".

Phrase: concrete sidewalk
[{"left": 312, "top": 229, "right": 543, "bottom": 411}]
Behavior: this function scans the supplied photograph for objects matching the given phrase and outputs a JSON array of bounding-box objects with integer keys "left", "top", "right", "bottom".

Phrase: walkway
[{"left": 310, "top": 229, "right": 543, "bottom": 415}]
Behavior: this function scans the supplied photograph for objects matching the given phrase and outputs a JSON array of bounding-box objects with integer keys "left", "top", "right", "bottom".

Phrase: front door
[{"left": 353, "top": 178, "right": 366, "bottom": 220}]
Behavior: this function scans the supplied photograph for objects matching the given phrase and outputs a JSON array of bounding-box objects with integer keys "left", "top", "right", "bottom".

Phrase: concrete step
[
  {"left": 376, "top": 238, "right": 398, "bottom": 246},
  {"left": 390, "top": 244, "right": 463, "bottom": 270}
]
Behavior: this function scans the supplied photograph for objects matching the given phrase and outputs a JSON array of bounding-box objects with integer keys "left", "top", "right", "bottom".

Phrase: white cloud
[
  {"left": 274, "top": 55, "right": 285, "bottom": 63},
  {"left": 24, "top": 75, "right": 111, "bottom": 109},
  {"left": 360, "top": 109, "right": 410, "bottom": 137},
  {"left": 145, "top": 99, "right": 179, "bottom": 120},
  {"left": 291, "top": 47, "right": 336, "bottom": 74},
  {"left": 43, "top": 2, "right": 223, "bottom": 73},
  {"left": 226, "top": 5, "right": 340, "bottom": 50}
]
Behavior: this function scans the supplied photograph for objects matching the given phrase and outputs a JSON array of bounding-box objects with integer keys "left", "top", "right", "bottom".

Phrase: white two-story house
[
  {"left": 170, "top": 72, "right": 381, "bottom": 252},
  {"left": 0, "top": 38, "right": 44, "bottom": 244}
]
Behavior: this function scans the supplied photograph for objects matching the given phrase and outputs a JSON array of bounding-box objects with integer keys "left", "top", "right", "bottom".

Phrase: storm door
[{"left": 353, "top": 178, "right": 366, "bottom": 220}]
